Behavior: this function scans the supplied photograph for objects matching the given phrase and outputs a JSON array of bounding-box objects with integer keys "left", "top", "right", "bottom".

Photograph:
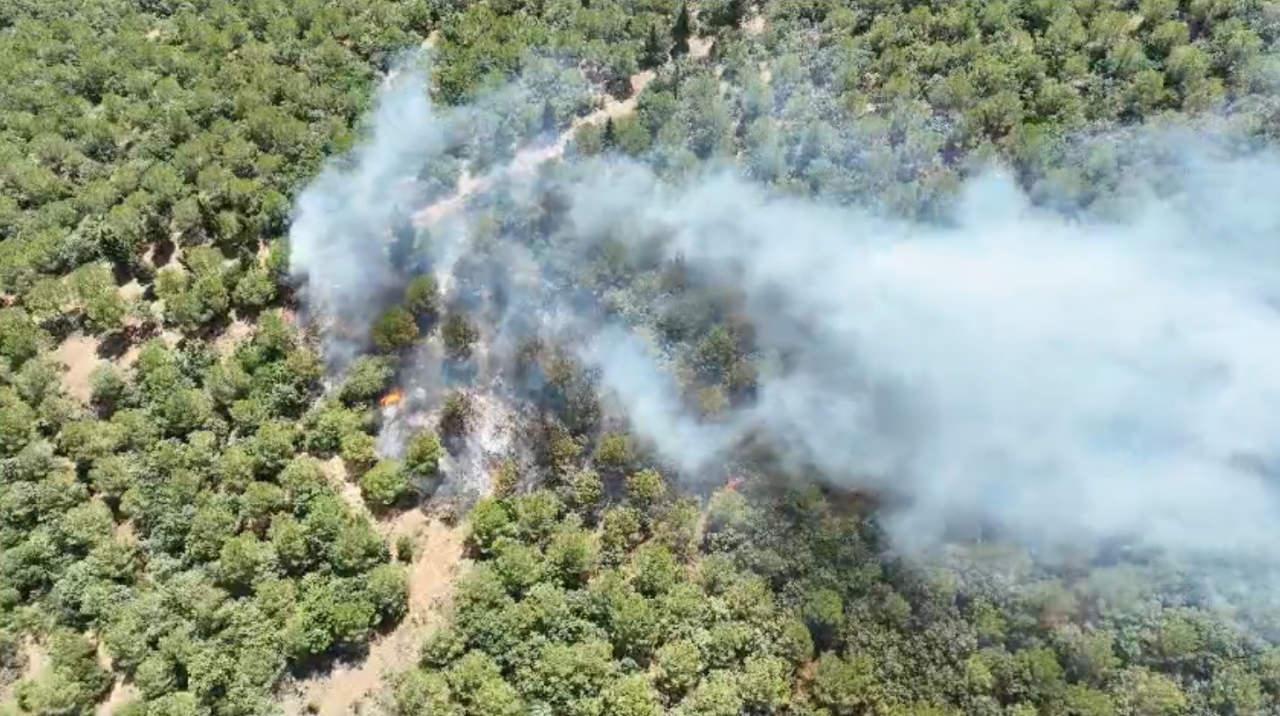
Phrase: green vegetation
[
  {"left": 0, "top": 1, "right": 428, "bottom": 712},
  {"left": 3, "top": 0, "right": 1279, "bottom": 714},
  {"left": 396, "top": 471, "right": 1280, "bottom": 714},
  {"left": 0, "top": 310, "right": 408, "bottom": 714}
]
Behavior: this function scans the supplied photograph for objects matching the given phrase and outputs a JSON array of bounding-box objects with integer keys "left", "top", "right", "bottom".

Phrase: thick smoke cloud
[
  {"left": 569, "top": 161, "right": 1280, "bottom": 560},
  {"left": 290, "top": 59, "right": 1280, "bottom": 567},
  {"left": 289, "top": 64, "right": 444, "bottom": 368}
]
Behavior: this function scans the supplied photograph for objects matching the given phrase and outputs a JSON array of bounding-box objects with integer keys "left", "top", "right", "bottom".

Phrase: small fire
[
  {"left": 380, "top": 388, "right": 405, "bottom": 408},
  {"left": 724, "top": 475, "right": 745, "bottom": 492}
]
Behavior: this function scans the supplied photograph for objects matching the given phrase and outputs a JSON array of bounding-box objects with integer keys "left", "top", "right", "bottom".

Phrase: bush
[
  {"left": 439, "top": 391, "right": 472, "bottom": 438},
  {"left": 404, "top": 275, "right": 440, "bottom": 321},
  {"left": 361, "top": 459, "right": 411, "bottom": 509},
  {"left": 441, "top": 312, "right": 478, "bottom": 361},
  {"left": 341, "top": 431, "right": 379, "bottom": 473},
  {"left": 405, "top": 429, "right": 443, "bottom": 478},
  {"left": 396, "top": 534, "right": 415, "bottom": 563},
  {"left": 233, "top": 266, "right": 278, "bottom": 310},
  {"left": 339, "top": 356, "right": 394, "bottom": 404},
  {"left": 372, "top": 306, "right": 419, "bottom": 352}
]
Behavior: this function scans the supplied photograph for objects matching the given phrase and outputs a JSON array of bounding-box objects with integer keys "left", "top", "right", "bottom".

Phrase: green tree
[
  {"left": 441, "top": 312, "right": 478, "bottom": 361},
  {"left": 446, "top": 651, "right": 523, "bottom": 716},
  {"left": 0, "top": 309, "right": 46, "bottom": 368},
  {"left": 676, "top": 670, "right": 743, "bottom": 715},
  {"left": 372, "top": 306, "right": 420, "bottom": 352},
  {"left": 492, "top": 538, "right": 545, "bottom": 596},
  {"left": 740, "top": 654, "right": 793, "bottom": 711},
  {"left": 233, "top": 266, "right": 278, "bottom": 310},
  {"left": 631, "top": 543, "right": 680, "bottom": 597},
  {"left": 515, "top": 639, "right": 616, "bottom": 713},
  {"left": 468, "top": 498, "right": 514, "bottom": 555},
  {"left": 603, "top": 673, "right": 663, "bottom": 716},
  {"left": 361, "top": 460, "right": 411, "bottom": 509},
  {"left": 811, "top": 652, "right": 879, "bottom": 715},
  {"left": 339, "top": 356, "right": 394, "bottom": 405},
  {"left": 0, "top": 389, "right": 37, "bottom": 456},
  {"left": 643, "top": 25, "right": 668, "bottom": 70},
  {"left": 545, "top": 527, "right": 599, "bottom": 588},
  {"left": 404, "top": 275, "right": 440, "bottom": 323},
  {"left": 393, "top": 669, "right": 458, "bottom": 715},
  {"left": 405, "top": 429, "right": 443, "bottom": 479},
  {"left": 672, "top": 3, "right": 693, "bottom": 57},
  {"left": 218, "top": 533, "right": 271, "bottom": 589},
  {"left": 626, "top": 468, "right": 666, "bottom": 508},
  {"left": 1116, "top": 667, "right": 1188, "bottom": 715},
  {"left": 655, "top": 639, "right": 704, "bottom": 698}
]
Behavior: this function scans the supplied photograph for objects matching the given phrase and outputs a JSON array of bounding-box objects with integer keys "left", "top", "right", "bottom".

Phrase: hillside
[{"left": 3, "top": 1, "right": 1280, "bottom": 715}]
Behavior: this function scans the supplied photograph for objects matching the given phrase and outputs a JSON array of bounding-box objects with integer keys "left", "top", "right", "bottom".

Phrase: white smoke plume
[
  {"left": 566, "top": 159, "right": 1280, "bottom": 561},
  {"left": 289, "top": 57, "right": 1280, "bottom": 571},
  {"left": 289, "top": 62, "right": 445, "bottom": 369}
]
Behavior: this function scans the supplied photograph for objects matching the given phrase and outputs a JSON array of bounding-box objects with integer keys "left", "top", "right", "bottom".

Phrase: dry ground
[{"left": 55, "top": 334, "right": 104, "bottom": 405}]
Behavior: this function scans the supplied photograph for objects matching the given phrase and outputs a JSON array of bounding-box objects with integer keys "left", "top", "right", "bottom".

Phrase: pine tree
[
  {"left": 642, "top": 24, "right": 667, "bottom": 69},
  {"left": 729, "top": 0, "right": 747, "bottom": 26},
  {"left": 541, "top": 99, "right": 556, "bottom": 135},
  {"left": 603, "top": 117, "right": 616, "bottom": 149},
  {"left": 672, "top": 3, "right": 691, "bottom": 56}
]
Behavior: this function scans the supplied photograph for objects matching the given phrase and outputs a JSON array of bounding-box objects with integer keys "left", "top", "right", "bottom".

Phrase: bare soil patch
[
  {"left": 55, "top": 334, "right": 104, "bottom": 404},
  {"left": 689, "top": 35, "right": 714, "bottom": 59},
  {"left": 214, "top": 318, "right": 254, "bottom": 356},
  {"left": 0, "top": 638, "right": 47, "bottom": 707},
  {"left": 96, "top": 680, "right": 140, "bottom": 716}
]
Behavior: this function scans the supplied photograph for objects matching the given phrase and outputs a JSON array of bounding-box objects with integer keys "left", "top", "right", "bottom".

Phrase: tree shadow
[
  {"left": 150, "top": 237, "right": 176, "bottom": 268},
  {"left": 96, "top": 322, "right": 160, "bottom": 360},
  {"left": 288, "top": 641, "right": 373, "bottom": 681}
]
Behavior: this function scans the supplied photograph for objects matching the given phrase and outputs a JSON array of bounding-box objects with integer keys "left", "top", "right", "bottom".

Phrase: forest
[{"left": 3, "top": 0, "right": 1280, "bottom": 715}]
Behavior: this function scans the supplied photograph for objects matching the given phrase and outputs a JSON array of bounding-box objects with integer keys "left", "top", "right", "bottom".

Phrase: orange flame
[
  {"left": 380, "top": 388, "right": 405, "bottom": 408},
  {"left": 724, "top": 476, "right": 745, "bottom": 492}
]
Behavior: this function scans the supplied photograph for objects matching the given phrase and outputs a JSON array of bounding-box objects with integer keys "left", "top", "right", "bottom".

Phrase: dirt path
[
  {"left": 280, "top": 516, "right": 468, "bottom": 716},
  {"left": 413, "top": 69, "right": 654, "bottom": 230},
  {"left": 95, "top": 679, "right": 140, "bottom": 715}
]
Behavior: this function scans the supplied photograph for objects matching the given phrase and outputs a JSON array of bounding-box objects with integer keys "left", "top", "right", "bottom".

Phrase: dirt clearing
[{"left": 55, "top": 334, "right": 104, "bottom": 404}]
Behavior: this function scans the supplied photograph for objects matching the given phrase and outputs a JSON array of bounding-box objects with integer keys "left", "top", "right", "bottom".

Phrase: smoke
[
  {"left": 566, "top": 160, "right": 1280, "bottom": 561},
  {"left": 289, "top": 57, "right": 1280, "bottom": 571},
  {"left": 289, "top": 61, "right": 445, "bottom": 369}
]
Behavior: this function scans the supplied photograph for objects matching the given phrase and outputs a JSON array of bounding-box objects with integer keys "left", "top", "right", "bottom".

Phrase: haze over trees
[{"left": 2, "top": 0, "right": 1280, "bottom": 714}]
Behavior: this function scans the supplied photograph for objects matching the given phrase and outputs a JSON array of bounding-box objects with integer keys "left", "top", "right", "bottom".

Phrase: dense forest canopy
[{"left": 3, "top": 1, "right": 1280, "bottom": 715}]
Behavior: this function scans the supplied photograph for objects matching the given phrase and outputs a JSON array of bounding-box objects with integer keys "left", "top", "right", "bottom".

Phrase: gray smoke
[
  {"left": 289, "top": 59, "right": 1280, "bottom": 568},
  {"left": 567, "top": 159, "right": 1280, "bottom": 560},
  {"left": 289, "top": 62, "right": 444, "bottom": 368}
]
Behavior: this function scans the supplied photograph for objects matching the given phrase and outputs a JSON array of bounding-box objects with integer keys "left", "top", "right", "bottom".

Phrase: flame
[
  {"left": 380, "top": 388, "right": 405, "bottom": 408},
  {"left": 724, "top": 476, "right": 745, "bottom": 492}
]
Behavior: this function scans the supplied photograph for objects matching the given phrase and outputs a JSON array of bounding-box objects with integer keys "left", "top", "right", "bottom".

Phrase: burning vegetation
[{"left": 379, "top": 387, "right": 405, "bottom": 409}]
